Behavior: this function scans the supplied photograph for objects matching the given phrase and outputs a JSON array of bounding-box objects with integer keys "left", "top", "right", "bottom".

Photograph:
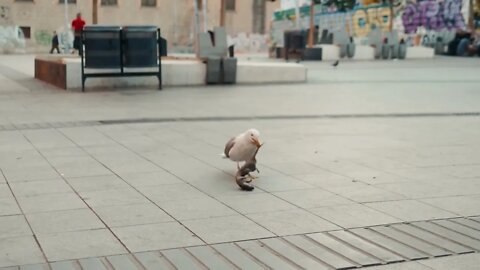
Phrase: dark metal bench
[{"left": 80, "top": 25, "right": 163, "bottom": 92}]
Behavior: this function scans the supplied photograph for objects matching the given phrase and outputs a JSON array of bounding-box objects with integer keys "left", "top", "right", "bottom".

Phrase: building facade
[{"left": 0, "top": 0, "right": 280, "bottom": 53}]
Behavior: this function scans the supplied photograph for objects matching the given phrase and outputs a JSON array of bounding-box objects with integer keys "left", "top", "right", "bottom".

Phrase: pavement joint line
[
  {"left": 259, "top": 238, "right": 320, "bottom": 269},
  {"left": 230, "top": 242, "right": 272, "bottom": 270},
  {"left": 324, "top": 231, "right": 387, "bottom": 265},
  {"left": 0, "top": 167, "right": 51, "bottom": 266},
  {"left": 19, "top": 131, "right": 136, "bottom": 254},
  {"left": 89, "top": 125, "right": 283, "bottom": 241},
  {"left": 388, "top": 224, "right": 455, "bottom": 255},
  {"left": 1, "top": 111, "right": 480, "bottom": 132},
  {"left": 53, "top": 127, "right": 211, "bottom": 248},
  {"left": 310, "top": 80, "right": 480, "bottom": 84},
  {"left": 297, "top": 234, "right": 360, "bottom": 268},
  {"left": 410, "top": 221, "right": 480, "bottom": 252},
  {"left": 365, "top": 227, "right": 432, "bottom": 258},
  {"left": 1, "top": 217, "right": 480, "bottom": 269}
]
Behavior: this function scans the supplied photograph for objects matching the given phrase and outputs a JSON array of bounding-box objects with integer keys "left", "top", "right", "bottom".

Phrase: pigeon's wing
[{"left": 224, "top": 137, "right": 236, "bottom": 158}]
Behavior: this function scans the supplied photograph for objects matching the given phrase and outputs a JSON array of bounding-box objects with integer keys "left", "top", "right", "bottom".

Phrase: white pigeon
[{"left": 223, "top": 129, "right": 262, "bottom": 169}]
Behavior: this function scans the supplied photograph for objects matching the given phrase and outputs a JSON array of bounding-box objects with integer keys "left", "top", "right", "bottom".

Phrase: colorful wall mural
[
  {"left": 402, "top": 0, "right": 466, "bottom": 33},
  {"left": 271, "top": 0, "right": 472, "bottom": 47}
]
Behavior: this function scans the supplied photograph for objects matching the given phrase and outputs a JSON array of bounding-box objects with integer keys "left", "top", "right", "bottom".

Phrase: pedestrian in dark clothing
[{"left": 50, "top": 31, "right": 60, "bottom": 54}]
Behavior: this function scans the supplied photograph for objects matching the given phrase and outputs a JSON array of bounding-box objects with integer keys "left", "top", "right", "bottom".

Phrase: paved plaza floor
[{"left": 0, "top": 55, "right": 479, "bottom": 269}]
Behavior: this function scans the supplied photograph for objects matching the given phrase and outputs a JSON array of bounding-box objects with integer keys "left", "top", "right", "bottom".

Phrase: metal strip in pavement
[
  {"left": 327, "top": 230, "right": 405, "bottom": 264},
  {"left": 2, "top": 112, "right": 480, "bottom": 132},
  {"left": 19, "top": 265, "right": 49, "bottom": 270},
  {"left": 99, "top": 112, "right": 480, "bottom": 125},
  {"left": 235, "top": 241, "right": 299, "bottom": 270},
  {"left": 77, "top": 258, "right": 109, "bottom": 270},
  {"left": 432, "top": 220, "right": 480, "bottom": 241},
  {"left": 260, "top": 238, "right": 331, "bottom": 270},
  {"left": 186, "top": 246, "right": 239, "bottom": 270},
  {"left": 351, "top": 228, "right": 430, "bottom": 260},
  {"left": 106, "top": 254, "right": 142, "bottom": 270},
  {"left": 306, "top": 232, "right": 381, "bottom": 267},
  {"left": 161, "top": 249, "right": 206, "bottom": 270},
  {"left": 413, "top": 221, "right": 480, "bottom": 251},
  {"left": 471, "top": 217, "right": 480, "bottom": 223},
  {"left": 370, "top": 226, "right": 450, "bottom": 257},
  {"left": 211, "top": 243, "right": 265, "bottom": 270},
  {"left": 284, "top": 235, "right": 357, "bottom": 269},
  {"left": 2, "top": 217, "right": 480, "bottom": 270},
  {"left": 133, "top": 252, "right": 173, "bottom": 270},
  {"left": 50, "top": 261, "right": 79, "bottom": 270},
  {"left": 391, "top": 223, "right": 472, "bottom": 254},
  {"left": 452, "top": 218, "right": 480, "bottom": 231}
]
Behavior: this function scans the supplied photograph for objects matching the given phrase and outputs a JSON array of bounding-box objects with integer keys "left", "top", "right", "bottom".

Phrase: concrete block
[
  {"left": 206, "top": 58, "right": 222, "bottom": 84},
  {"left": 35, "top": 58, "right": 66, "bottom": 89},
  {"left": 236, "top": 62, "right": 306, "bottom": 84},
  {"left": 314, "top": 44, "right": 340, "bottom": 60},
  {"left": 406, "top": 47, "right": 435, "bottom": 59},
  {"left": 223, "top": 58, "right": 237, "bottom": 84},
  {"left": 36, "top": 56, "right": 306, "bottom": 90},
  {"left": 198, "top": 27, "right": 228, "bottom": 58},
  {"left": 65, "top": 58, "right": 205, "bottom": 89}
]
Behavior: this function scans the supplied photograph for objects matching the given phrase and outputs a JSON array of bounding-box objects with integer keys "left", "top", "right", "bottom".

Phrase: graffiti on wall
[
  {"left": 351, "top": 6, "right": 391, "bottom": 36},
  {"left": 402, "top": 0, "right": 466, "bottom": 33},
  {"left": 34, "top": 30, "right": 53, "bottom": 46},
  {"left": 271, "top": 0, "right": 468, "bottom": 47},
  {"left": 0, "top": 5, "right": 11, "bottom": 24},
  {"left": 0, "top": 25, "right": 26, "bottom": 54},
  {"left": 228, "top": 33, "right": 269, "bottom": 53}
]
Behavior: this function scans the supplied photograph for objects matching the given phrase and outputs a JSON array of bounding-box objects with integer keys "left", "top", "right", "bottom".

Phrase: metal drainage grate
[
  {"left": 2, "top": 112, "right": 480, "bottom": 132},
  {"left": 0, "top": 121, "right": 102, "bottom": 131},
  {"left": 4, "top": 217, "right": 480, "bottom": 269}
]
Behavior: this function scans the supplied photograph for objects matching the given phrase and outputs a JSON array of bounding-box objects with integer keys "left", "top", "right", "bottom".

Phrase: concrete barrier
[
  {"left": 312, "top": 44, "right": 434, "bottom": 61},
  {"left": 65, "top": 58, "right": 206, "bottom": 89},
  {"left": 352, "top": 45, "right": 375, "bottom": 60},
  {"left": 237, "top": 62, "right": 307, "bottom": 84},
  {"left": 406, "top": 47, "right": 435, "bottom": 59},
  {"left": 314, "top": 44, "right": 339, "bottom": 60},
  {"left": 35, "top": 56, "right": 307, "bottom": 90}
]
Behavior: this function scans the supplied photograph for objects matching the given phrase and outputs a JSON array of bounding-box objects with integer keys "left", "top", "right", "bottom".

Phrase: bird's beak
[{"left": 251, "top": 137, "right": 262, "bottom": 148}]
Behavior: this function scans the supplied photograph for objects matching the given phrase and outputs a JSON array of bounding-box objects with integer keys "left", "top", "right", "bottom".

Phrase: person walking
[
  {"left": 50, "top": 31, "right": 60, "bottom": 54},
  {"left": 71, "top": 12, "right": 86, "bottom": 55}
]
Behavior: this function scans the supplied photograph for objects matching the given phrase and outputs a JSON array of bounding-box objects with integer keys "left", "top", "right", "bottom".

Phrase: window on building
[
  {"left": 226, "top": 0, "right": 235, "bottom": 11},
  {"left": 59, "top": 0, "right": 77, "bottom": 3},
  {"left": 19, "top": 26, "right": 31, "bottom": 39},
  {"left": 197, "top": 0, "right": 203, "bottom": 10},
  {"left": 101, "top": 0, "right": 117, "bottom": 5},
  {"left": 141, "top": 0, "right": 156, "bottom": 7}
]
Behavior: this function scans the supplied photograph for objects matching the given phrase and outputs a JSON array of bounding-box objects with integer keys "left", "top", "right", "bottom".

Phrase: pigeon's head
[{"left": 245, "top": 129, "right": 261, "bottom": 148}]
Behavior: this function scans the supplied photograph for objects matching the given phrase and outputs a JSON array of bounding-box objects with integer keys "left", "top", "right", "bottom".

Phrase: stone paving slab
[
  {"left": 2, "top": 217, "right": 479, "bottom": 269},
  {"left": 1, "top": 57, "right": 480, "bottom": 269}
]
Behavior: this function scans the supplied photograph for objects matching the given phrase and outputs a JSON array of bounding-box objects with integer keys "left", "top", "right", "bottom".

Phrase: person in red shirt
[{"left": 71, "top": 13, "right": 86, "bottom": 54}]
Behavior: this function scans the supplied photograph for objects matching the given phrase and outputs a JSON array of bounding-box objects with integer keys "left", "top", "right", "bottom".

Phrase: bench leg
[{"left": 82, "top": 77, "right": 86, "bottom": 92}]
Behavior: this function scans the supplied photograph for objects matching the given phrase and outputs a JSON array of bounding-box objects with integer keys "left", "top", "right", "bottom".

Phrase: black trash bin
[
  {"left": 284, "top": 30, "right": 306, "bottom": 60},
  {"left": 82, "top": 26, "right": 122, "bottom": 68},
  {"left": 122, "top": 26, "right": 158, "bottom": 68}
]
